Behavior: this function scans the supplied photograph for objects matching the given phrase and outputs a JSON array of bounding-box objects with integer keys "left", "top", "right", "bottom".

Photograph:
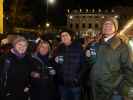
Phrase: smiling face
[
  {"left": 15, "top": 41, "right": 28, "bottom": 54},
  {"left": 36, "top": 41, "right": 50, "bottom": 56},
  {"left": 38, "top": 43, "right": 49, "bottom": 55},
  {"left": 102, "top": 20, "right": 116, "bottom": 37},
  {"left": 61, "top": 32, "right": 72, "bottom": 46}
]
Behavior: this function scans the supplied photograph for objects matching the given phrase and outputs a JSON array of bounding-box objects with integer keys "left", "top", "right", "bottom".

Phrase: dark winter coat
[
  {"left": 90, "top": 36, "right": 133, "bottom": 100},
  {"left": 30, "top": 53, "right": 57, "bottom": 100},
  {"left": 0, "top": 51, "right": 31, "bottom": 99},
  {"left": 53, "top": 42, "right": 84, "bottom": 87}
]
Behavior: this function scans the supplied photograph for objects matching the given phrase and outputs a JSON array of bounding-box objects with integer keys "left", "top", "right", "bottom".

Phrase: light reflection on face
[
  {"left": 102, "top": 21, "right": 116, "bottom": 37},
  {"left": 61, "top": 32, "right": 72, "bottom": 45},
  {"left": 38, "top": 43, "right": 49, "bottom": 56},
  {"left": 15, "top": 41, "right": 28, "bottom": 54}
]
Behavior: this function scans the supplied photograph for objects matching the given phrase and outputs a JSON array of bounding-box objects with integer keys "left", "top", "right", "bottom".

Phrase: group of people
[{"left": 0, "top": 17, "right": 133, "bottom": 100}]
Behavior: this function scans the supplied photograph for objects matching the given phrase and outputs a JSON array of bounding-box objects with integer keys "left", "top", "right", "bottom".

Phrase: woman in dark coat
[
  {"left": 30, "top": 40, "right": 57, "bottom": 100},
  {"left": 0, "top": 36, "right": 31, "bottom": 100}
]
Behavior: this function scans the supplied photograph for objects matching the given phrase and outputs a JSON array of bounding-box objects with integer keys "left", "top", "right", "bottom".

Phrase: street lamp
[
  {"left": 46, "top": 0, "right": 56, "bottom": 15},
  {"left": 46, "top": 0, "right": 55, "bottom": 26},
  {"left": 48, "top": 0, "right": 55, "bottom": 5},
  {"left": 69, "top": 15, "right": 73, "bottom": 20},
  {"left": 45, "top": 22, "right": 50, "bottom": 28}
]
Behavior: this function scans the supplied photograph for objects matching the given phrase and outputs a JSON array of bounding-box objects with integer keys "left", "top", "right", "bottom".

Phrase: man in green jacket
[{"left": 90, "top": 17, "right": 133, "bottom": 100}]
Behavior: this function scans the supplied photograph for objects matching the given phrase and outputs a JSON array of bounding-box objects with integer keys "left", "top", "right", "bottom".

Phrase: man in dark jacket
[
  {"left": 53, "top": 30, "right": 84, "bottom": 100},
  {"left": 90, "top": 17, "right": 133, "bottom": 100}
]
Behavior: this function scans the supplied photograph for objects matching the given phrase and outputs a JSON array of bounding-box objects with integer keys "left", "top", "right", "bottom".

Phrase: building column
[{"left": 0, "top": 0, "right": 3, "bottom": 33}]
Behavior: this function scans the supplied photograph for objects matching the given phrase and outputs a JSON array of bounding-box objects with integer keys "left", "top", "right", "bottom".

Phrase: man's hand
[{"left": 31, "top": 72, "right": 40, "bottom": 78}]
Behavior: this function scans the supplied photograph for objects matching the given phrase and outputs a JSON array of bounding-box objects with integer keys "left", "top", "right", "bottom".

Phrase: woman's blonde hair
[{"left": 35, "top": 40, "right": 51, "bottom": 53}]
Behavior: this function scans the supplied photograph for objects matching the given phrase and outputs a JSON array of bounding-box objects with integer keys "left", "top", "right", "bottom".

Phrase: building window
[
  {"left": 70, "top": 24, "right": 73, "bottom": 28},
  {"left": 88, "top": 23, "right": 92, "bottom": 28},
  {"left": 89, "top": 16, "right": 92, "bottom": 18},
  {"left": 95, "top": 16, "right": 98, "bottom": 18},
  {"left": 82, "top": 23, "right": 86, "bottom": 28},
  {"left": 75, "top": 23, "right": 79, "bottom": 29},
  {"left": 83, "top": 16, "right": 85, "bottom": 18},
  {"left": 95, "top": 24, "right": 99, "bottom": 28},
  {"left": 75, "top": 16, "right": 79, "bottom": 19}
]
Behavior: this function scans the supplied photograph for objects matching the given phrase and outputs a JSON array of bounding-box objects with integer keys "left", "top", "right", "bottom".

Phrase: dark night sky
[
  {"left": 62, "top": 0, "right": 133, "bottom": 8},
  {"left": 6, "top": 0, "right": 133, "bottom": 26},
  {"left": 43, "top": 0, "right": 133, "bottom": 25}
]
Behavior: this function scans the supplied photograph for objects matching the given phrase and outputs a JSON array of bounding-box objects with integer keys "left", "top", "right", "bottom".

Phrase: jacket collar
[{"left": 101, "top": 36, "right": 121, "bottom": 50}]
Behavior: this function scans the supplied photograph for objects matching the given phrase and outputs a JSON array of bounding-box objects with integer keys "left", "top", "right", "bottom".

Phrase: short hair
[
  {"left": 59, "top": 28, "right": 75, "bottom": 40},
  {"left": 102, "top": 17, "right": 119, "bottom": 32},
  {"left": 12, "top": 35, "right": 28, "bottom": 47}
]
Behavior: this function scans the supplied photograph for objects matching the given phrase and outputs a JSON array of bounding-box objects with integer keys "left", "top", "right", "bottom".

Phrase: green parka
[{"left": 90, "top": 36, "right": 133, "bottom": 100}]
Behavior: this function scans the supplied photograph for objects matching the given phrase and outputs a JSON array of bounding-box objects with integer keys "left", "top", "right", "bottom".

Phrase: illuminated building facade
[{"left": 66, "top": 9, "right": 119, "bottom": 37}]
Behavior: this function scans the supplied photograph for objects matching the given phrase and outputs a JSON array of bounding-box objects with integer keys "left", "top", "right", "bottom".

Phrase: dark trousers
[
  {"left": 30, "top": 78, "right": 58, "bottom": 100},
  {"left": 59, "top": 85, "right": 81, "bottom": 100}
]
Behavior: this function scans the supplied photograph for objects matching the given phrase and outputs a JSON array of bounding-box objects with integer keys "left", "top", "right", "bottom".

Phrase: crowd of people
[{"left": 0, "top": 17, "right": 133, "bottom": 100}]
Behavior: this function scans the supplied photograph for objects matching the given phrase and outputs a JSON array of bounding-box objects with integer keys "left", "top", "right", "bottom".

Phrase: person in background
[
  {"left": 0, "top": 35, "right": 31, "bottom": 100},
  {"left": 30, "top": 40, "right": 57, "bottom": 100},
  {"left": 90, "top": 17, "right": 133, "bottom": 100},
  {"left": 82, "top": 33, "right": 102, "bottom": 100}
]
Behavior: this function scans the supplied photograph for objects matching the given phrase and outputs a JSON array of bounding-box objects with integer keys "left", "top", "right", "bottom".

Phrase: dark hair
[{"left": 59, "top": 28, "right": 75, "bottom": 40}]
